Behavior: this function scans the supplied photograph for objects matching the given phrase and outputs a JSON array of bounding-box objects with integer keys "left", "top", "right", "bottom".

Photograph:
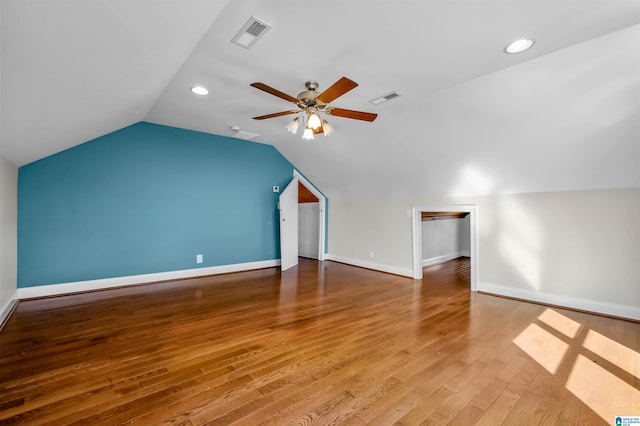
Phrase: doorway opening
[
  {"left": 279, "top": 170, "right": 326, "bottom": 271},
  {"left": 422, "top": 256, "right": 471, "bottom": 293},
  {"left": 411, "top": 205, "right": 477, "bottom": 291},
  {"left": 294, "top": 170, "right": 325, "bottom": 261}
]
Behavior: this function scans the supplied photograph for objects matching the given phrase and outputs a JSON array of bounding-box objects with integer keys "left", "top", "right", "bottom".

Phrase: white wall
[
  {"left": 328, "top": 201, "right": 416, "bottom": 276},
  {"left": 0, "top": 4, "right": 19, "bottom": 325},
  {"left": 0, "top": 155, "right": 18, "bottom": 322},
  {"left": 422, "top": 216, "right": 470, "bottom": 266},
  {"left": 458, "top": 215, "right": 470, "bottom": 256},
  {"left": 467, "top": 189, "right": 640, "bottom": 306},
  {"left": 298, "top": 202, "right": 319, "bottom": 259},
  {"left": 328, "top": 188, "right": 640, "bottom": 318}
]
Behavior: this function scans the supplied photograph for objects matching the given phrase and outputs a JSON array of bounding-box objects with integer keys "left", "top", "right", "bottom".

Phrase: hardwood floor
[{"left": 0, "top": 258, "right": 638, "bottom": 425}]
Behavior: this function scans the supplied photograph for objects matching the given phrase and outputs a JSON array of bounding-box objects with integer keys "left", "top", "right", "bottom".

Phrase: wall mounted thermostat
[{"left": 272, "top": 186, "right": 279, "bottom": 192}]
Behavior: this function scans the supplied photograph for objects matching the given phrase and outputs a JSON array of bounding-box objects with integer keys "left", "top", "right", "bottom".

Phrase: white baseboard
[
  {"left": 16, "top": 259, "right": 281, "bottom": 300},
  {"left": 0, "top": 291, "right": 19, "bottom": 328},
  {"left": 478, "top": 282, "right": 640, "bottom": 321},
  {"left": 422, "top": 253, "right": 460, "bottom": 268},
  {"left": 326, "top": 254, "right": 413, "bottom": 278},
  {"left": 299, "top": 250, "right": 318, "bottom": 260}
]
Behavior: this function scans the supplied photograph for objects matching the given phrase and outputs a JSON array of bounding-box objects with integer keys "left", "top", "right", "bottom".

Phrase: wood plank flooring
[{"left": 1, "top": 258, "right": 638, "bottom": 425}]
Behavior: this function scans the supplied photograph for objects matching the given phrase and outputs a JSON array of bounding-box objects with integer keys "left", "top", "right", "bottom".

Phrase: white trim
[
  {"left": 326, "top": 254, "right": 413, "bottom": 278},
  {"left": 411, "top": 205, "right": 478, "bottom": 291},
  {"left": 293, "top": 169, "right": 326, "bottom": 261},
  {"left": 16, "top": 259, "right": 280, "bottom": 300},
  {"left": 478, "top": 281, "right": 640, "bottom": 321},
  {"left": 422, "top": 253, "right": 464, "bottom": 268},
  {"left": 0, "top": 291, "right": 19, "bottom": 327}
]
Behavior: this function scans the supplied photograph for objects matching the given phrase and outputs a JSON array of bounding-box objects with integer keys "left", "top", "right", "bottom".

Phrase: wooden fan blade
[
  {"left": 253, "top": 110, "right": 300, "bottom": 120},
  {"left": 250, "top": 82, "right": 299, "bottom": 104},
  {"left": 327, "top": 108, "right": 378, "bottom": 122},
  {"left": 316, "top": 77, "right": 358, "bottom": 104}
]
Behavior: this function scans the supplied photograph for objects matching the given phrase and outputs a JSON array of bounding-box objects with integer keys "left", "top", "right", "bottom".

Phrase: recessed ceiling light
[
  {"left": 504, "top": 38, "right": 535, "bottom": 54},
  {"left": 190, "top": 86, "right": 209, "bottom": 96}
]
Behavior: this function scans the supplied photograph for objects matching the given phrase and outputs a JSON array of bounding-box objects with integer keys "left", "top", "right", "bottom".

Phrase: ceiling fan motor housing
[{"left": 297, "top": 81, "right": 324, "bottom": 108}]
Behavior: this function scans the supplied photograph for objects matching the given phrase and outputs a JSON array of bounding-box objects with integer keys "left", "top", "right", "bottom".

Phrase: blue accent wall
[{"left": 18, "top": 122, "right": 297, "bottom": 287}]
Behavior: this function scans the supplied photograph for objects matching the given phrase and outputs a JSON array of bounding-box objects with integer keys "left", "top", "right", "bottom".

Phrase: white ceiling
[{"left": 2, "top": 0, "right": 639, "bottom": 199}]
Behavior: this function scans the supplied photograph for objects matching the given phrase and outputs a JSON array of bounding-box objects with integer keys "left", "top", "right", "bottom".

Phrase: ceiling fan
[{"left": 250, "top": 77, "right": 377, "bottom": 139}]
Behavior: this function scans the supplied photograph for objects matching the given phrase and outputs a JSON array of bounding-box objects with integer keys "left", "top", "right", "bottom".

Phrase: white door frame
[
  {"left": 411, "top": 205, "right": 477, "bottom": 291},
  {"left": 293, "top": 170, "right": 326, "bottom": 261}
]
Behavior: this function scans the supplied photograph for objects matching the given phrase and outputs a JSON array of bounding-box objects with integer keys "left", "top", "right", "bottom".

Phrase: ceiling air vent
[
  {"left": 369, "top": 91, "right": 401, "bottom": 105},
  {"left": 231, "top": 126, "right": 259, "bottom": 140},
  {"left": 231, "top": 16, "right": 272, "bottom": 49}
]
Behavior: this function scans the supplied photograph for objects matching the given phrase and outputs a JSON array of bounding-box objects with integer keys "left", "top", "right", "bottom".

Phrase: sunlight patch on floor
[
  {"left": 514, "top": 308, "right": 640, "bottom": 423},
  {"left": 537, "top": 308, "right": 581, "bottom": 338},
  {"left": 566, "top": 354, "right": 640, "bottom": 421},
  {"left": 583, "top": 329, "right": 640, "bottom": 380},
  {"left": 513, "top": 323, "right": 568, "bottom": 374}
]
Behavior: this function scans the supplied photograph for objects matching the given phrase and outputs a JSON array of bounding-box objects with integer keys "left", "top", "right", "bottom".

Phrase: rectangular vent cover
[
  {"left": 370, "top": 91, "right": 401, "bottom": 105},
  {"left": 233, "top": 130, "right": 259, "bottom": 140},
  {"left": 246, "top": 21, "right": 267, "bottom": 37},
  {"left": 231, "top": 16, "right": 272, "bottom": 49}
]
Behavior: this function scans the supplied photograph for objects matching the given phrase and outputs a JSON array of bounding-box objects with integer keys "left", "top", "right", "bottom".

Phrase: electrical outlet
[
  {"left": 368, "top": 250, "right": 374, "bottom": 259},
  {"left": 196, "top": 254, "right": 203, "bottom": 264}
]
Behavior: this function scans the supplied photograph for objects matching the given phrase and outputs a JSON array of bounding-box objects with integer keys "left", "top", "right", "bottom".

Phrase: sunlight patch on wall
[
  {"left": 450, "top": 166, "right": 493, "bottom": 197},
  {"left": 498, "top": 234, "right": 542, "bottom": 290},
  {"left": 583, "top": 329, "right": 640, "bottom": 380},
  {"left": 498, "top": 198, "right": 545, "bottom": 290},
  {"left": 566, "top": 354, "right": 640, "bottom": 421},
  {"left": 537, "top": 308, "right": 581, "bottom": 339},
  {"left": 513, "top": 323, "right": 568, "bottom": 374}
]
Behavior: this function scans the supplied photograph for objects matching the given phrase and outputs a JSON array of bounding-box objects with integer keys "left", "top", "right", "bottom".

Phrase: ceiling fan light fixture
[
  {"left": 321, "top": 120, "right": 333, "bottom": 136},
  {"left": 307, "top": 111, "right": 322, "bottom": 130},
  {"left": 286, "top": 117, "right": 300, "bottom": 134},
  {"left": 504, "top": 38, "right": 535, "bottom": 54},
  {"left": 302, "top": 127, "right": 314, "bottom": 140},
  {"left": 249, "top": 77, "right": 377, "bottom": 141}
]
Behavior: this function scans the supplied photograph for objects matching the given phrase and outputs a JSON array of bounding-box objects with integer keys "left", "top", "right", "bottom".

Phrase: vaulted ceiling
[{"left": 2, "top": 0, "right": 639, "bottom": 199}]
